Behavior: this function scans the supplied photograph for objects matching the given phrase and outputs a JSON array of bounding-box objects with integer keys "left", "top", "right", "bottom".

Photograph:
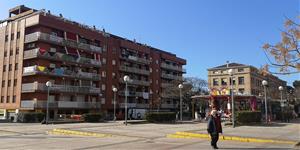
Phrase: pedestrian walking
[{"left": 207, "top": 109, "right": 222, "bottom": 149}]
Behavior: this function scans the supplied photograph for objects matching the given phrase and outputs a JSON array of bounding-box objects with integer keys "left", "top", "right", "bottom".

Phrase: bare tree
[{"left": 262, "top": 16, "right": 300, "bottom": 75}]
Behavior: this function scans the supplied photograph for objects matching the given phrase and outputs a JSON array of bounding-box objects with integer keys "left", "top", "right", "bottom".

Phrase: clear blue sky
[{"left": 1, "top": 0, "right": 299, "bottom": 85}]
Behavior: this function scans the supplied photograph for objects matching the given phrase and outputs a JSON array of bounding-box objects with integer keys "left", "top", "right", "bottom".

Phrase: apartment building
[
  {"left": 207, "top": 63, "right": 286, "bottom": 100},
  {"left": 0, "top": 5, "right": 186, "bottom": 121}
]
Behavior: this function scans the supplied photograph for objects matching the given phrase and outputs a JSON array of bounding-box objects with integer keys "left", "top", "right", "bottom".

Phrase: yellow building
[{"left": 207, "top": 63, "right": 287, "bottom": 100}]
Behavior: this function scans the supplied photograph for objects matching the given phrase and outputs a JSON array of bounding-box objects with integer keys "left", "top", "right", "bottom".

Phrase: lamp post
[
  {"left": 279, "top": 86, "right": 284, "bottom": 106},
  {"left": 123, "top": 75, "right": 130, "bottom": 126},
  {"left": 112, "top": 87, "right": 118, "bottom": 121},
  {"left": 228, "top": 69, "right": 235, "bottom": 128},
  {"left": 45, "top": 81, "right": 52, "bottom": 125},
  {"left": 178, "top": 84, "right": 183, "bottom": 121},
  {"left": 262, "top": 80, "right": 268, "bottom": 123}
]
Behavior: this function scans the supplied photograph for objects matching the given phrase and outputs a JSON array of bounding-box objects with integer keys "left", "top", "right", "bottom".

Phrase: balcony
[
  {"left": 119, "top": 66, "right": 150, "bottom": 75},
  {"left": 23, "top": 48, "right": 101, "bottom": 67},
  {"left": 120, "top": 55, "right": 150, "bottom": 64},
  {"left": 161, "top": 103, "right": 177, "bottom": 109},
  {"left": 20, "top": 100, "right": 101, "bottom": 109},
  {"left": 161, "top": 83, "right": 174, "bottom": 88},
  {"left": 119, "top": 78, "right": 150, "bottom": 86},
  {"left": 23, "top": 65, "right": 101, "bottom": 81},
  {"left": 161, "top": 63, "right": 186, "bottom": 72},
  {"left": 25, "top": 32, "right": 102, "bottom": 53},
  {"left": 21, "top": 82, "right": 101, "bottom": 94},
  {"left": 161, "top": 73, "right": 183, "bottom": 81},
  {"left": 119, "top": 91, "right": 149, "bottom": 99}
]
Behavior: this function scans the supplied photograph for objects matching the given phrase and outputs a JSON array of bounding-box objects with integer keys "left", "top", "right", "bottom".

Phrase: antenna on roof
[{"left": 226, "top": 61, "right": 230, "bottom": 68}]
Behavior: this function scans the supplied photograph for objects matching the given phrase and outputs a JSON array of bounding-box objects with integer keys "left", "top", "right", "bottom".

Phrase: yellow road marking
[
  {"left": 48, "top": 129, "right": 112, "bottom": 138},
  {"left": 167, "top": 132, "right": 297, "bottom": 145}
]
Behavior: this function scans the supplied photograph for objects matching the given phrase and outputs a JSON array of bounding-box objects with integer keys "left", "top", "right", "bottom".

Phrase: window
[
  {"left": 17, "top": 32, "right": 20, "bottom": 39},
  {"left": 230, "top": 77, "right": 236, "bottom": 85},
  {"left": 102, "top": 58, "right": 106, "bottom": 65},
  {"left": 102, "top": 84, "right": 106, "bottom": 90},
  {"left": 8, "top": 80, "right": 11, "bottom": 87},
  {"left": 238, "top": 88, "right": 245, "bottom": 94},
  {"left": 14, "top": 79, "right": 17, "bottom": 86},
  {"left": 4, "top": 51, "right": 7, "bottom": 57},
  {"left": 238, "top": 77, "right": 245, "bottom": 85},
  {"left": 102, "top": 71, "right": 106, "bottom": 77},
  {"left": 9, "top": 64, "right": 12, "bottom": 71},
  {"left": 238, "top": 68, "right": 244, "bottom": 72},
  {"left": 2, "top": 81, "right": 5, "bottom": 87},
  {"left": 10, "top": 50, "right": 13, "bottom": 56},
  {"left": 6, "top": 96, "right": 10, "bottom": 103},
  {"left": 3, "top": 65, "right": 6, "bottom": 72},
  {"left": 221, "top": 78, "right": 227, "bottom": 85},
  {"left": 15, "top": 63, "right": 18, "bottom": 70},
  {"left": 0, "top": 96, "right": 3, "bottom": 103},
  {"left": 112, "top": 60, "right": 116, "bottom": 65},
  {"left": 213, "top": 78, "right": 219, "bottom": 86},
  {"left": 5, "top": 35, "right": 8, "bottom": 42},
  {"left": 10, "top": 33, "right": 14, "bottom": 40},
  {"left": 16, "top": 48, "right": 19, "bottom": 54},
  {"left": 12, "top": 96, "right": 16, "bottom": 103}
]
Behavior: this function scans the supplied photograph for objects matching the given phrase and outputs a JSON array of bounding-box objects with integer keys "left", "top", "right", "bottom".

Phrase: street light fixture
[
  {"left": 262, "top": 80, "right": 268, "bottom": 124},
  {"left": 228, "top": 69, "right": 235, "bottom": 128},
  {"left": 45, "top": 81, "right": 52, "bottom": 125},
  {"left": 279, "top": 86, "right": 284, "bottom": 105},
  {"left": 178, "top": 84, "right": 183, "bottom": 121},
  {"left": 112, "top": 87, "right": 118, "bottom": 121},
  {"left": 123, "top": 75, "right": 130, "bottom": 126}
]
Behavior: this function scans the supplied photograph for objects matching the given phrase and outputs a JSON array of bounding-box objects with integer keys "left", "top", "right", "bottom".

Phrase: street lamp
[
  {"left": 123, "top": 75, "right": 130, "bottom": 126},
  {"left": 262, "top": 80, "right": 268, "bottom": 124},
  {"left": 112, "top": 87, "right": 118, "bottom": 121},
  {"left": 228, "top": 69, "right": 235, "bottom": 128},
  {"left": 45, "top": 81, "right": 52, "bottom": 125},
  {"left": 279, "top": 86, "right": 284, "bottom": 105},
  {"left": 178, "top": 84, "right": 183, "bottom": 121}
]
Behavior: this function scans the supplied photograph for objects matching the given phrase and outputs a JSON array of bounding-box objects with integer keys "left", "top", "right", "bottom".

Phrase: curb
[
  {"left": 167, "top": 132, "right": 297, "bottom": 145},
  {"left": 48, "top": 129, "right": 112, "bottom": 138}
]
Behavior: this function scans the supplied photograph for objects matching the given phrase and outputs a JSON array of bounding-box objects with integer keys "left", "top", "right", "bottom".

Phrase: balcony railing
[
  {"left": 23, "top": 65, "right": 101, "bottom": 81},
  {"left": 118, "top": 91, "right": 149, "bottom": 99},
  {"left": 21, "top": 82, "right": 101, "bottom": 94},
  {"left": 161, "top": 63, "right": 186, "bottom": 72},
  {"left": 20, "top": 100, "right": 101, "bottom": 109},
  {"left": 161, "top": 83, "right": 173, "bottom": 88},
  {"left": 161, "top": 73, "right": 183, "bottom": 80},
  {"left": 120, "top": 55, "right": 150, "bottom": 64},
  {"left": 23, "top": 48, "right": 101, "bottom": 67},
  {"left": 119, "top": 78, "right": 150, "bottom": 86},
  {"left": 25, "top": 32, "right": 102, "bottom": 53},
  {"left": 161, "top": 103, "right": 177, "bottom": 109},
  {"left": 119, "top": 66, "right": 150, "bottom": 75}
]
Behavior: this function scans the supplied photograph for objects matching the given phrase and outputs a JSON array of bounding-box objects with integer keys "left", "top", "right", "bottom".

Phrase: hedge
[
  {"left": 145, "top": 112, "right": 176, "bottom": 123},
  {"left": 17, "top": 112, "right": 45, "bottom": 123},
  {"left": 82, "top": 113, "right": 103, "bottom": 122},
  {"left": 236, "top": 111, "right": 261, "bottom": 124}
]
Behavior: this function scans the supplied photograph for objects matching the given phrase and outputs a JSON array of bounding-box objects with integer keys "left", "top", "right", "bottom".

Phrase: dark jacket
[{"left": 207, "top": 115, "right": 222, "bottom": 134}]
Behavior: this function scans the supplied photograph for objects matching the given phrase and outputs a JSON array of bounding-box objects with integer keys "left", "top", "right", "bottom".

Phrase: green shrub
[
  {"left": 83, "top": 113, "right": 103, "bottom": 122},
  {"left": 236, "top": 111, "right": 261, "bottom": 124},
  {"left": 145, "top": 112, "right": 176, "bottom": 123},
  {"left": 18, "top": 112, "right": 45, "bottom": 123}
]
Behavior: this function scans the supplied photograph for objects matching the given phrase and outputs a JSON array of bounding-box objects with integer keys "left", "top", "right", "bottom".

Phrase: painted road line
[
  {"left": 48, "top": 129, "right": 112, "bottom": 137},
  {"left": 167, "top": 132, "right": 297, "bottom": 145}
]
